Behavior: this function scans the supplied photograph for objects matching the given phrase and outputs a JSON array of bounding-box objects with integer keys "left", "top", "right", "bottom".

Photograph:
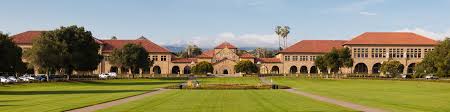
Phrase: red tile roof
[
  {"left": 11, "top": 31, "right": 44, "bottom": 44},
  {"left": 197, "top": 50, "right": 214, "bottom": 58},
  {"left": 101, "top": 39, "right": 170, "bottom": 53},
  {"left": 256, "top": 58, "right": 281, "bottom": 63},
  {"left": 172, "top": 58, "right": 197, "bottom": 63},
  {"left": 239, "top": 53, "right": 255, "bottom": 58},
  {"left": 215, "top": 42, "right": 237, "bottom": 49},
  {"left": 280, "top": 40, "right": 347, "bottom": 53},
  {"left": 345, "top": 32, "right": 438, "bottom": 45}
]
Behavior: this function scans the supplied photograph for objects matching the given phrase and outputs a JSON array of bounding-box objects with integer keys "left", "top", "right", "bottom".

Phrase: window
[
  {"left": 424, "top": 48, "right": 433, "bottom": 54},
  {"left": 353, "top": 48, "right": 368, "bottom": 58},
  {"left": 371, "top": 48, "right": 386, "bottom": 58},
  {"left": 284, "top": 56, "right": 290, "bottom": 61},
  {"left": 292, "top": 56, "right": 298, "bottom": 61},
  {"left": 299, "top": 56, "right": 308, "bottom": 61},
  {"left": 389, "top": 48, "right": 404, "bottom": 58},
  {"left": 310, "top": 56, "right": 317, "bottom": 61},
  {"left": 104, "top": 56, "right": 110, "bottom": 61},
  {"left": 161, "top": 56, "right": 167, "bottom": 61},
  {"left": 152, "top": 56, "right": 158, "bottom": 61},
  {"left": 407, "top": 48, "right": 421, "bottom": 58}
]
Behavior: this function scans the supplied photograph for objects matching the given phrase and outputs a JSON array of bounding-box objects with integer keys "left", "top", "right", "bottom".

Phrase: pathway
[
  {"left": 259, "top": 77, "right": 386, "bottom": 112},
  {"left": 66, "top": 88, "right": 170, "bottom": 112}
]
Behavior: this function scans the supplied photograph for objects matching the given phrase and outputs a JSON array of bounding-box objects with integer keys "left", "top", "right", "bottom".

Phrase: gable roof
[
  {"left": 280, "top": 40, "right": 347, "bottom": 53},
  {"left": 101, "top": 39, "right": 171, "bottom": 53},
  {"left": 196, "top": 50, "right": 214, "bottom": 58},
  {"left": 344, "top": 32, "right": 438, "bottom": 45},
  {"left": 11, "top": 31, "right": 44, "bottom": 44},
  {"left": 215, "top": 42, "right": 237, "bottom": 49}
]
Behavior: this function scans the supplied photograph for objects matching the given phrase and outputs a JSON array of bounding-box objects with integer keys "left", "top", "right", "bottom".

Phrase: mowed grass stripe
[
  {"left": 197, "top": 77, "right": 261, "bottom": 84},
  {"left": 273, "top": 77, "right": 450, "bottom": 112},
  {"left": 98, "top": 90, "right": 355, "bottom": 112},
  {"left": 0, "top": 79, "right": 184, "bottom": 112}
]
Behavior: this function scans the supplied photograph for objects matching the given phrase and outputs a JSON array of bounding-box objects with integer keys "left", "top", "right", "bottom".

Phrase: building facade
[{"left": 11, "top": 31, "right": 438, "bottom": 75}]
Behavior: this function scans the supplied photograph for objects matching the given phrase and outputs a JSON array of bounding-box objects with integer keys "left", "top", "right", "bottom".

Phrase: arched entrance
[
  {"left": 223, "top": 69, "right": 229, "bottom": 74},
  {"left": 110, "top": 66, "right": 118, "bottom": 73},
  {"left": 354, "top": 63, "right": 368, "bottom": 74},
  {"left": 271, "top": 66, "right": 280, "bottom": 74},
  {"left": 300, "top": 66, "right": 308, "bottom": 74},
  {"left": 372, "top": 63, "right": 381, "bottom": 74},
  {"left": 310, "top": 66, "right": 318, "bottom": 74},
  {"left": 407, "top": 63, "right": 415, "bottom": 74},
  {"left": 153, "top": 66, "right": 161, "bottom": 74},
  {"left": 289, "top": 66, "right": 297, "bottom": 74},
  {"left": 183, "top": 66, "right": 191, "bottom": 74},
  {"left": 398, "top": 64, "right": 405, "bottom": 73},
  {"left": 171, "top": 66, "right": 180, "bottom": 74}
]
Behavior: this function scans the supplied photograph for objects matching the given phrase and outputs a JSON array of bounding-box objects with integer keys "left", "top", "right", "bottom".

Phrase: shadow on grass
[
  {"left": 0, "top": 90, "right": 151, "bottom": 95},
  {"left": 73, "top": 81, "right": 183, "bottom": 86}
]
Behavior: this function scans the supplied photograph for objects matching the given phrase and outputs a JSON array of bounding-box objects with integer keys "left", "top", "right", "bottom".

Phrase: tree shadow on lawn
[
  {"left": 73, "top": 81, "right": 184, "bottom": 86},
  {"left": 0, "top": 89, "right": 152, "bottom": 95}
]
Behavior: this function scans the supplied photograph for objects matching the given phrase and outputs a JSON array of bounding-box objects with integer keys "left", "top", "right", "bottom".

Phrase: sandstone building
[{"left": 11, "top": 31, "right": 438, "bottom": 75}]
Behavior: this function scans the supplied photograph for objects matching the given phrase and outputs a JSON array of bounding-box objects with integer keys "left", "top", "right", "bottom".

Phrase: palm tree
[
  {"left": 275, "top": 26, "right": 282, "bottom": 50},
  {"left": 275, "top": 26, "right": 291, "bottom": 49},
  {"left": 281, "top": 26, "right": 290, "bottom": 48}
]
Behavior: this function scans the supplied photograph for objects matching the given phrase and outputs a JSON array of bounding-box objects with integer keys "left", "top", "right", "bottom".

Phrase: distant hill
[{"left": 163, "top": 45, "right": 277, "bottom": 53}]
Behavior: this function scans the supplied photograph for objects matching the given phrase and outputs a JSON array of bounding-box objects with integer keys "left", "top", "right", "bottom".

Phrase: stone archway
[
  {"left": 110, "top": 66, "right": 118, "bottom": 73},
  {"left": 354, "top": 63, "right": 368, "bottom": 74},
  {"left": 183, "top": 66, "right": 191, "bottom": 74},
  {"left": 171, "top": 66, "right": 180, "bottom": 74},
  {"left": 398, "top": 64, "right": 405, "bottom": 73},
  {"left": 271, "top": 66, "right": 280, "bottom": 74},
  {"left": 142, "top": 67, "right": 151, "bottom": 74},
  {"left": 310, "top": 66, "right": 318, "bottom": 74},
  {"left": 407, "top": 63, "right": 416, "bottom": 74},
  {"left": 223, "top": 69, "right": 229, "bottom": 74},
  {"left": 153, "top": 66, "right": 161, "bottom": 74},
  {"left": 300, "top": 66, "right": 308, "bottom": 74},
  {"left": 372, "top": 63, "right": 381, "bottom": 74},
  {"left": 289, "top": 66, "right": 298, "bottom": 74}
]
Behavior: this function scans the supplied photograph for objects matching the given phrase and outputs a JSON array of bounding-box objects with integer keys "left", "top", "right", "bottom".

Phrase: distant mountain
[{"left": 163, "top": 45, "right": 277, "bottom": 53}]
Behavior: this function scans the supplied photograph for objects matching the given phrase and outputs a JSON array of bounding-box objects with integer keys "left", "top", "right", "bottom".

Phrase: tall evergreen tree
[{"left": 0, "top": 32, "right": 26, "bottom": 74}]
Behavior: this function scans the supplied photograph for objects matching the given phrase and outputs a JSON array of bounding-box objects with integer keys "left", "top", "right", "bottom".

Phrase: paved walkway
[
  {"left": 66, "top": 88, "right": 170, "bottom": 112},
  {"left": 259, "top": 77, "right": 386, "bottom": 112}
]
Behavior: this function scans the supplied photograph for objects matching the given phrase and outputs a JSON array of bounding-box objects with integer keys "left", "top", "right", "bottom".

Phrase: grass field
[
  {"left": 0, "top": 79, "right": 184, "bottom": 112},
  {"left": 272, "top": 77, "right": 450, "bottom": 112},
  {"left": 98, "top": 90, "right": 354, "bottom": 112},
  {"left": 197, "top": 77, "right": 261, "bottom": 85}
]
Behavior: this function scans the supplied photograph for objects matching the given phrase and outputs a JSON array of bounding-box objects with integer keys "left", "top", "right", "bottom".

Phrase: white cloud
[
  {"left": 163, "top": 32, "right": 280, "bottom": 48},
  {"left": 395, "top": 28, "right": 450, "bottom": 40},
  {"left": 359, "top": 11, "right": 377, "bottom": 16}
]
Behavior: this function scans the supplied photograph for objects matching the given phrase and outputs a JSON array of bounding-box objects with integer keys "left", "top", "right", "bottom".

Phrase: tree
[
  {"left": 381, "top": 60, "right": 402, "bottom": 77},
  {"left": 25, "top": 33, "right": 66, "bottom": 81},
  {"left": 111, "top": 36, "right": 117, "bottom": 40},
  {"left": 234, "top": 60, "right": 258, "bottom": 74},
  {"left": 314, "top": 56, "right": 327, "bottom": 74},
  {"left": 0, "top": 32, "right": 26, "bottom": 74},
  {"left": 109, "top": 43, "right": 151, "bottom": 78},
  {"left": 251, "top": 48, "right": 275, "bottom": 58},
  {"left": 275, "top": 26, "right": 290, "bottom": 50},
  {"left": 180, "top": 44, "right": 202, "bottom": 58},
  {"left": 324, "top": 48, "right": 341, "bottom": 73},
  {"left": 191, "top": 61, "right": 213, "bottom": 74},
  {"left": 25, "top": 26, "right": 103, "bottom": 80},
  {"left": 415, "top": 38, "right": 450, "bottom": 77},
  {"left": 338, "top": 47, "right": 353, "bottom": 74}
]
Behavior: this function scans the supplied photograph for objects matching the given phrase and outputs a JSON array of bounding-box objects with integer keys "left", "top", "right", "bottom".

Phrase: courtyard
[{"left": 1, "top": 77, "right": 450, "bottom": 112}]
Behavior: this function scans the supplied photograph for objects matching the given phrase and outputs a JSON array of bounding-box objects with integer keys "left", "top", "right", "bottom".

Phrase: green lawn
[
  {"left": 197, "top": 77, "right": 261, "bottom": 85},
  {"left": 98, "top": 90, "right": 354, "bottom": 112},
  {"left": 272, "top": 77, "right": 450, "bottom": 112},
  {"left": 0, "top": 79, "right": 184, "bottom": 112}
]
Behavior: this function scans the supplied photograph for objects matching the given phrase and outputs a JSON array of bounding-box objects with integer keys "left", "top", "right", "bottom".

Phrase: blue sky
[{"left": 1, "top": 0, "right": 450, "bottom": 48}]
